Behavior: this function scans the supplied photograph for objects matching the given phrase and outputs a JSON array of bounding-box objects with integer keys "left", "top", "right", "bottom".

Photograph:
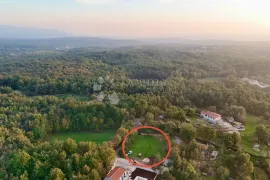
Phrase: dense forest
[{"left": 1, "top": 42, "right": 270, "bottom": 179}]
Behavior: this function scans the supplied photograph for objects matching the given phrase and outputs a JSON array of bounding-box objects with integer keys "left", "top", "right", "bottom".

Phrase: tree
[
  {"left": 225, "top": 105, "right": 246, "bottom": 123},
  {"left": 255, "top": 124, "right": 269, "bottom": 145},
  {"left": 234, "top": 151, "right": 254, "bottom": 179},
  {"left": 64, "top": 138, "right": 77, "bottom": 155},
  {"left": 208, "top": 106, "right": 217, "bottom": 112},
  {"left": 223, "top": 132, "right": 241, "bottom": 147},
  {"left": 20, "top": 171, "right": 29, "bottom": 180},
  {"left": 111, "top": 134, "right": 122, "bottom": 147},
  {"left": 174, "top": 161, "right": 202, "bottom": 180},
  {"left": 179, "top": 123, "right": 196, "bottom": 143},
  {"left": 155, "top": 153, "right": 162, "bottom": 163},
  {"left": 174, "top": 154, "right": 182, "bottom": 168},
  {"left": 176, "top": 109, "right": 187, "bottom": 123},
  {"left": 9, "top": 150, "right": 31, "bottom": 176},
  {"left": 82, "top": 165, "right": 90, "bottom": 174},
  {"left": 59, "top": 151, "right": 67, "bottom": 162},
  {"left": 116, "top": 127, "right": 129, "bottom": 138},
  {"left": 145, "top": 112, "right": 154, "bottom": 125},
  {"left": 159, "top": 171, "right": 176, "bottom": 180},
  {"left": 90, "top": 169, "right": 101, "bottom": 180},
  {"left": 216, "top": 166, "right": 230, "bottom": 180},
  {"left": 49, "top": 168, "right": 65, "bottom": 180},
  {"left": 196, "top": 125, "right": 216, "bottom": 142}
]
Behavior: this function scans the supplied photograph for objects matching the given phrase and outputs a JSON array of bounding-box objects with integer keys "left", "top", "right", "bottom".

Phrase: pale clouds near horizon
[
  {"left": 75, "top": 0, "right": 175, "bottom": 4},
  {"left": 1, "top": 0, "right": 270, "bottom": 39},
  {"left": 74, "top": 0, "right": 116, "bottom": 4}
]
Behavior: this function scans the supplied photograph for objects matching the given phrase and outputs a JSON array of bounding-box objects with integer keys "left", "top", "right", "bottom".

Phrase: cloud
[
  {"left": 75, "top": 0, "right": 175, "bottom": 4},
  {"left": 74, "top": 0, "right": 115, "bottom": 4},
  {"left": 159, "top": 0, "right": 175, "bottom": 3}
]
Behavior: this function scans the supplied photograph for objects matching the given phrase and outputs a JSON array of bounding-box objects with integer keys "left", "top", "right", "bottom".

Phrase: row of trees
[
  {"left": 1, "top": 129, "right": 115, "bottom": 179},
  {"left": 0, "top": 89, "right": 125, "bottom": 140}
]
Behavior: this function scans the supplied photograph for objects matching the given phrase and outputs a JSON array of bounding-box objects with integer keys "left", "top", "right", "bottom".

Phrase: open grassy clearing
[
  {"left": 128, "top": 135, "right": 167, "bottom": 159},
  {"left": 240, "top": 114, "right": 270, "bottom": 156},
  {"left": 50, "top": 131, "right": 115, "bottom": 143}
]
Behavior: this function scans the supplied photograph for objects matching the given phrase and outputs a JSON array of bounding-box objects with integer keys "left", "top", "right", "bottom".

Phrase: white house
[{"left": 200, "top": 111, "right": 222, "bottom": 124}]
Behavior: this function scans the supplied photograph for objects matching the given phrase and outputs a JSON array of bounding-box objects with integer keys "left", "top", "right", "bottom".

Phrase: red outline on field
[{"left": 121, "top": 126, "right": 172, "bottom": 168}]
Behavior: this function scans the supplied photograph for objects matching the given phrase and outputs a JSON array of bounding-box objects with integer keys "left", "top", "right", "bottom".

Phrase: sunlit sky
[{"left": 1, "top": 0, "right": 270, "bottom": 39}]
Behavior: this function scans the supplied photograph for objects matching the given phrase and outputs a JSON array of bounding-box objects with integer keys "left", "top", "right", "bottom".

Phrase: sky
[{"left": 1, "top": 0, "right": 270, "bottom": 39}]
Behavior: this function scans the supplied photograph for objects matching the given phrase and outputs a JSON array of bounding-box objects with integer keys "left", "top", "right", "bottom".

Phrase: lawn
[
  {"left": 240, "top": 114, "right": 269, "bottom": 156},
  {"left": 50, "top": 131, "right": 115, "bottom": 143},
  {"left": 128, "top": 135, "right": 167, "bottom": 159}
]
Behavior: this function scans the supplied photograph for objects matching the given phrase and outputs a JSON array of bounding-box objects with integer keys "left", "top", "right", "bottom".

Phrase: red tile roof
[
  {"left": 106, "top": 167, "right": 126, "bottom": 180},
  {"left": 201, "top": 111, "right": 221, "bottom": 119}
]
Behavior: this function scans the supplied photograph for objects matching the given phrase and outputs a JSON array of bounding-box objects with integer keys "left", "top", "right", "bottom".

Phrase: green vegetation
[
  {"left": 204, "top": 176, "right": 216, "bottom": 180},
  {"left": 255, "top": 167, "right": 269, "bottom": 180},
  {"left": 198, "top": 77, "right": 224, "bottom": 83},
  {"left": 50, "top": 131, "right": 115, "bottom": 143},
  {"left": 2, "top": 43, "right": 270, "bottom": 179},
  {"left": 55, "top": 94, "right": 89, "bottom": 101},
  {"left": 128, "top": 135, "right": 167, "bottom": 158},
  {"left": 240, "top": 114, "right": 270, "bottom": 156}
]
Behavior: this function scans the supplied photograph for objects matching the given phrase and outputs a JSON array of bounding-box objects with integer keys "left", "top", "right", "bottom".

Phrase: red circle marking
[{"left": 121, "top": 126, "right": 172, "bottom": 168}]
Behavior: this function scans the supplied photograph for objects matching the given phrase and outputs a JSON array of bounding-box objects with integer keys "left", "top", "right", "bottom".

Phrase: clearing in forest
[
  {"left": 128, "top": 135, "right": 166, "bottom": 159},
  {"left": 50, "top": 131, "right": 115, "bottom": 143}
]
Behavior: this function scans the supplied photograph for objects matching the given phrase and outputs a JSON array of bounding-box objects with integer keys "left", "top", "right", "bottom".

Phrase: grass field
[
  {"left": 50, "top": 131, "right": 115, "bottom": 143},
  {"left": 128, "top": 135, "right": 167, "bottom": 158},
  {"left": 240, "top": 114, "right": 269, "bottom": 156}
]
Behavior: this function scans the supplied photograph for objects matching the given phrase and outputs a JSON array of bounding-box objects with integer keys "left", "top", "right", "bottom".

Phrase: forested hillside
[{"left": 1, "top": 43, "right": 270, "bottom": 179}]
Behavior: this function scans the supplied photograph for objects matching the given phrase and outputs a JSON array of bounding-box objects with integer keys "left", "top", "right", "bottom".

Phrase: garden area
[{"left": 50, "top": 131, "right": 115, "bottom": 143}]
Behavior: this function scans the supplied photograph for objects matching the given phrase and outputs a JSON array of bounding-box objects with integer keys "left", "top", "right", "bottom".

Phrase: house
[
  {"left": 200, "top": 111, "right": 221, "bottom": 124},
  {"left": 131, "top": 168, "right": 158, "bottom": 180},
  {"left": 105, "top": 167, "right": 129, "bottom": 180}
]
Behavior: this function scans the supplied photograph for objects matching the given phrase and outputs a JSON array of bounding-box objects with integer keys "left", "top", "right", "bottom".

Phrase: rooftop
[
  {"left": 131, "top": 168, "right": 158, "bottom": 180},
  {"left": 201, "top": 111, "right": 221, "bottom": 119},
  {"left": 106, "top": 167, "right": 126, "bottom": 180}
]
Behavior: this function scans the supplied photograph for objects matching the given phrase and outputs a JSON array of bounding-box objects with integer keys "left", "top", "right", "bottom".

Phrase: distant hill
[
  {"left": 0, "top": 25, "right": 73, "bottom": 39},
  {"left": 0, "top": 37, "right": 144, "bottom": 49}
]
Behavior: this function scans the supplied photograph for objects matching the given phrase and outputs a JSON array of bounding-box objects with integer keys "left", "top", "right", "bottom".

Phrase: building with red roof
[
  {"left": 105, "top": 167, "right": 129, "bottom": 180},
  {"left": 200, "top": 111, "right": 222, "bottom": 124}
]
